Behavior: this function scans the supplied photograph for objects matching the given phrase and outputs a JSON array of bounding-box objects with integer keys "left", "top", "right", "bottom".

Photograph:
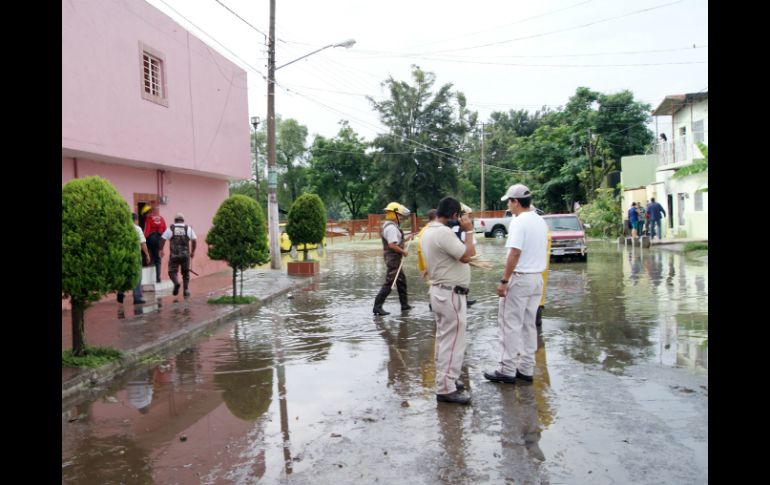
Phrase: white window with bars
[
  {"left": 139, "top": 42, "right": 168, "bottom": 107},
  {"left": 143, "top": 53, "right": 162, "bottom": 96}
]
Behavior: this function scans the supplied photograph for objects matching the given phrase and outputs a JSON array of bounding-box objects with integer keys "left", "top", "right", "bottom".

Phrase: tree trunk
[
  {"left": 71, "top": 299, "right": 86, "bottom": 357},
  {"left": 232, "top": 267, "right": 237, "bottom": 300},
  {"left": 303, "top": 247, "right": 309, "bottom": 261},
  {"left": 240, "top": 269, "right": 244, "bottom": 297}
]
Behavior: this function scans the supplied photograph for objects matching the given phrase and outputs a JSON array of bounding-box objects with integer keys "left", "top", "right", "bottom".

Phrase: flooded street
[{"left": 62, "top": 239, "right": 707, "bottom": 484}]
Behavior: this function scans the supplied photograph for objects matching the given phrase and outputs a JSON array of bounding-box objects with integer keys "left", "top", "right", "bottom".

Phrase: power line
[
  {"left": 400, "top": 0, "right": 593, "bottom": 51},
  {"left": 419, "top": 0, "right": 685, "bottom": 55}
]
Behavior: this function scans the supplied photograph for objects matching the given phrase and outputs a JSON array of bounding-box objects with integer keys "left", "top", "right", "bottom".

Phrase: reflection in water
[
  {"left": 436, "top": 406, "right": 470, "bottom": 484},
  {"left": 544, "top": 243, "right": 707, "bottom": 373}
]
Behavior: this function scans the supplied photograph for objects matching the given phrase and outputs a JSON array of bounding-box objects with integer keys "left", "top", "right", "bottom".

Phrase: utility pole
[
  {"left": 480, "top": 122, "right": 485, "bottom": 213},
  {"left": 266, "top": 0, "right": 281, "bottom": 270}
]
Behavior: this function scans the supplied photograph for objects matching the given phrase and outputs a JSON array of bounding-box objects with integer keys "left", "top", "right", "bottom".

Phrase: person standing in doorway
[
  {"left": 372, "top": 202, "right": 412, "bottom": 316},
  {"left": 143, "top": 202, "right": 167, "bottom": 283},
  {"left": 421, "top": 196, "right": 476, "bottom": 404},
  {"left": 646, "top": 197, "right": 667, "bottom": 240},
  {"left": 484, "top": 184, "right": 548, "bottom": 386},
  {"left": 118, "top": 212, "right": 151, "bottom": 305},
  {"left": 160, "top": 213, "right": 197, "bottom": 297}
]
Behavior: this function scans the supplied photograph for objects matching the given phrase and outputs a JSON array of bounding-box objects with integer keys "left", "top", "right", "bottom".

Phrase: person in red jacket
[{"left": 143, "top": 203, "right": 167, "bottom": 283}]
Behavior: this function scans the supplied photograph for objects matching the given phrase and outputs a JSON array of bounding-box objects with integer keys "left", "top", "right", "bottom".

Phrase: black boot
[
  {"left": 373, "top": 305, "right": 390, "bottom": 316},
  {"left": 467, "top": 299, "right": 477, "bottom": 307},
  {"left": 398, "top": 290, "right": 411, "bottom": 311},
  {"left": 170, "top": 274, "right": 181, "bottom": 296},
  {"left": 373, "top": 287, "right": 390, "bottom": 315},
  {"left": 183, "top": 280, "right": 190, "bottom": 297}
]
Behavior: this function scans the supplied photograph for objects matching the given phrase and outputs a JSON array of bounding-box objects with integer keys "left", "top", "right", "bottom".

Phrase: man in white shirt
[
  {"left": 484, "top": 184, "right": 548, "bottom": 385},
  {"left": 117, "top": 212, "right": 151, "bottom": 305}
]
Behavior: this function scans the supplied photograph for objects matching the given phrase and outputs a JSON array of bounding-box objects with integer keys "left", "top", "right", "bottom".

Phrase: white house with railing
[{"left": 621, "top": 92, "right": 708, "bottom": 240}]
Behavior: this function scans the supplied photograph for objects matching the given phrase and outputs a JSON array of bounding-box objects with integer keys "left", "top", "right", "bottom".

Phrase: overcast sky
[{"left": 145, "top": 0, "right": 708, "bottom": 140}]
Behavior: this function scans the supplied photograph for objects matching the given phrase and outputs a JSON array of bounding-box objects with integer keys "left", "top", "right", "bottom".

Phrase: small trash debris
[
  {"left": 183, "top": 463, "right": 192, "bottom": 468},
  {"left": 401, "top": 400, "right": 410, "bottom": 408},
  {"left": 287, "top": 293, "right": 294, "bottom": 299},
  {"left": 180, "top": 435, "right": 188, "bottom": 442},
  {"left": 331, "top": 433, "right": 342, "bottom": 438},
  {"left": 105, "top": 396, "right": 118, "bottom": 403},
  {"left": 383, "top": 451, "right": 388, "bottom": 455},
  {"left": 68, "top": 413, "right": 87, "bottom": 423}
]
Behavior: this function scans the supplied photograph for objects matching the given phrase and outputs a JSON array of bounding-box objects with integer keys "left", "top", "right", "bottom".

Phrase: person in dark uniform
[
  {"left": 160, "top": 213, "right": 197, "bottom": 297},
  {"left": 372, "top": 202, "right": 412, "bottom": 316}
]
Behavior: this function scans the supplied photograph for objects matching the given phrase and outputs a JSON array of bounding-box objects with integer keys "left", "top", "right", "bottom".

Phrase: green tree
[
  {"left": 577, "top": 188, "right": 623, "bottom": 238},
  {"left": 514, "top": 122, "right": 585, "bottom": 213},
  {"left": 286, "top": 193, "right": 326, "bottom": 261},
  {"left": 558, "top": 87, "right": 653, "bottom": 200},
  {"left": 62, "top": 176, "right": 138, "bottom": 356},
  {"left": 309, "top": 121, "right": 375, "bottom": 219},
  {"left": 206, "top": 195, "right": 270, "bottom": 299},
  {"left": 369, "top": 65, "right": 474, "bottom": 213},
  {"left": 276, "top": 117, "right": 310, "bottom": 209},
  {"left": 459, "top": 108, "right": 551, "bottom": 210}
]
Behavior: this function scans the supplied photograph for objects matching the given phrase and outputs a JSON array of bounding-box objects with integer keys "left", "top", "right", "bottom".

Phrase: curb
[{"left": 62, "top": 271, "right": 328, "bottom": 406}]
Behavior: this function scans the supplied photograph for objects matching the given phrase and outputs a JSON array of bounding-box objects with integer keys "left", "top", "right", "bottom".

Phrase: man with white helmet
[{"left": 373, "top": 202, "right": 412, "bottom": 316}]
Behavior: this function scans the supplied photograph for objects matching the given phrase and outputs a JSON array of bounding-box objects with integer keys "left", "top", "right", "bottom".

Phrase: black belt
[{"left": 432, "top": 283, "right": 469, "bottom": 295}]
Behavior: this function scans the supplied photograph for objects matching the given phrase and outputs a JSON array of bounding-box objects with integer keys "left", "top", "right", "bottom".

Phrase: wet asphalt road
[{"left": 62, "top": 239, "right": 707, "bottom": 484}]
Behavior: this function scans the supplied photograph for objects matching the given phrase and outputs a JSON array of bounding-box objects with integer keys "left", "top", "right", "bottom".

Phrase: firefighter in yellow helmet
[{"left": 373, "top": 202, "right": 412, "bottom": 316}]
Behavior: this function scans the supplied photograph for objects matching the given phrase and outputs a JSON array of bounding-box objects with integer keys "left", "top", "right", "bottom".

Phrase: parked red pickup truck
[{"left": 542, "top": 213, "right": 587, "bottom": 262}]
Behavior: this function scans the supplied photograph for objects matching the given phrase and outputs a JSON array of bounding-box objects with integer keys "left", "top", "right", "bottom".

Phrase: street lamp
[
  {"left": 251, "top": 116, "right": 260, "bottom": 202},
  {"left": 265, "top": 0, "right": 355, "bottom": 269}
]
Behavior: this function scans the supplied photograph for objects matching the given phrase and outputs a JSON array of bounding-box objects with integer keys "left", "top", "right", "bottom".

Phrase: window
[
  {"left": 139, "top": 42, "right": 168, "bottom": 107},
  {"left": 679, "top": 126, "right": 687, "bottom": 137},
  {"left": 694, "top": 191, "right": 703, "bottom": 211},
  {"left": 143, "top": 53, "right": 162, "bottom": 96},
  {"left": 693, "top": 119, "right": 705, "bottom": 144}
]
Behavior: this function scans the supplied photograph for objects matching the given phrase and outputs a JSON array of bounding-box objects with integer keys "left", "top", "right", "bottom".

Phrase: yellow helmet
[{"left": 384, "top": 202, "right": 411, "bottom": 216}]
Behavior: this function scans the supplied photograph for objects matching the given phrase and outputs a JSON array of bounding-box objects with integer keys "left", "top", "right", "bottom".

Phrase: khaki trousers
[
  {"left": 430, "top": 285, "right": 467, "bottom": 394},
  {"left": 497, "top": 273, "right": 543, "bottom": 376}
]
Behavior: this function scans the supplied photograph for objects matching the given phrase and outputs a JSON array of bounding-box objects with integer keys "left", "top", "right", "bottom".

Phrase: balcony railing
[{"left": 655, "top": 133, "right": 704, "bottom": 168}]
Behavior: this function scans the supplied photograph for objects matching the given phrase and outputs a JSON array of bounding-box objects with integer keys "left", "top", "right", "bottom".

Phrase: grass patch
[
  {"left": 62, "top": 346, "right": 123, "bottom": 368},
  {"left": 208, "top": 295, "right": 259, "bottom": 305},
  {"left": 684, "top": 242, "right": 708, "bottom": 252},
  {"left": 139, "top": 354, "right": 165, "bottom": 366}
]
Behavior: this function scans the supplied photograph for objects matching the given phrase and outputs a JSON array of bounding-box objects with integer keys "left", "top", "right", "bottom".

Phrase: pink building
[{"left": 62, "top": 0, "right": 251, "bottom": 287}]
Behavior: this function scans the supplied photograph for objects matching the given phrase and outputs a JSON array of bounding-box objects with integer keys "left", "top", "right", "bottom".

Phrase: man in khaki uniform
[{"left": 421, "top": 196, "right": 476, "bottom": 405}]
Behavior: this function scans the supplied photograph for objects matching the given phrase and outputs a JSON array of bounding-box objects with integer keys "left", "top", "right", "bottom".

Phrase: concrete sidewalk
[{"left": 62, "top": 267, "right": 326, "bottom": 404}]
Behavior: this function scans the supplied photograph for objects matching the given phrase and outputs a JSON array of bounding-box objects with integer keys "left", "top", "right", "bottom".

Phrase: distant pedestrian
[
  {"left": 646, "top": 198, "right": 667, "bottom": 240},
  {"left": 117, "top": 212, "right": 151, "bottom": 305},
  {"left": 160, "top": 213, "right": 197, "bottom": 297},
  {"left": 628, "top": 202, "right": 639, "bottom": 237}
]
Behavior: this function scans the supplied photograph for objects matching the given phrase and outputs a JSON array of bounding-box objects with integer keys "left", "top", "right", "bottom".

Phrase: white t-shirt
[
  {"left": 382, "top": 222, "right": 402, "bottom": 245},
  {"left": 505, "top": 210, "right": 548, "bottom": 273},
  {"left": 133, "top": 224, "right": 146, "bottom": 244}
]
